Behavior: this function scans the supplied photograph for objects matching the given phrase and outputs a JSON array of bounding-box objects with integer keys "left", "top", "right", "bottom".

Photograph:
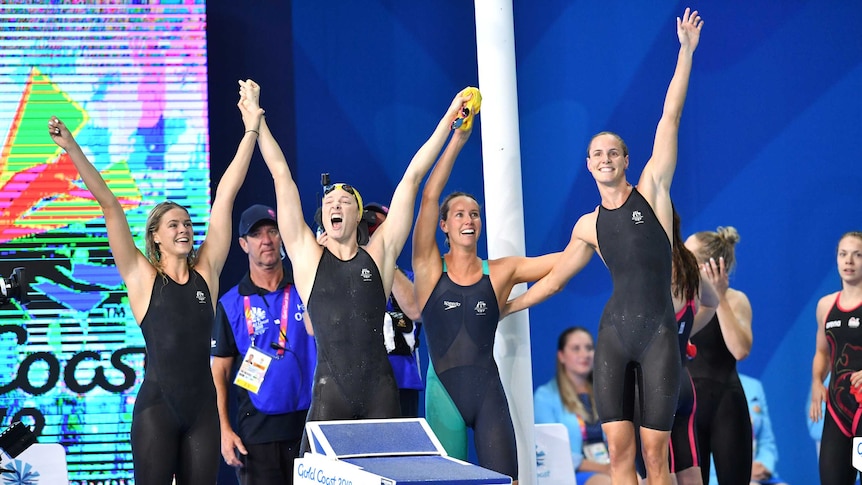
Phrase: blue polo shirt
[{"left": 212, "top": 266, "right": 316, "bottom": 444}]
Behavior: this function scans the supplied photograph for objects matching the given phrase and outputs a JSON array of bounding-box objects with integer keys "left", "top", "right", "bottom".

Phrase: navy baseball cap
[{"left": 239, "top": 204, "right": 277, "bottom": 236}]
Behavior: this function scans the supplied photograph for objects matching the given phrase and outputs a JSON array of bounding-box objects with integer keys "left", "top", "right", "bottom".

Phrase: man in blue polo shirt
[{"left": 211, "top": 204, "right": 316, "bottom": 485}]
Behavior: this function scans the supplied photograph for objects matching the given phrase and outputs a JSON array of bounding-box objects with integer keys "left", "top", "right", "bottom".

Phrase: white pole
[{"left": 473, "top": 2, "right": 535, "bottom": 484}]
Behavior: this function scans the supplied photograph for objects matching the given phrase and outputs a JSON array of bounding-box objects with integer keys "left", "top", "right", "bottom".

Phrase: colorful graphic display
[{"left": 0, "top": 2, "right": 208, "bottom": 482}]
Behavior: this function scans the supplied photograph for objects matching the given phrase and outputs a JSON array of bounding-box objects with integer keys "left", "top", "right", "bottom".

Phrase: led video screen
[{"left": 0, "top": 2, "right": 208, "bottom": 482}]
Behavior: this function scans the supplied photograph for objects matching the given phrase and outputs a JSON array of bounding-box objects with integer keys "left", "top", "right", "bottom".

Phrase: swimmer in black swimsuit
[
  {"left": 811, "top": 232, "right": 862, "bottom": 485},
  {"left": 685, "top": 227, "right": 754, "bottom": 485},
  {"left": 634, "top": 207, "right": 718, "bottom": 485},
  {"left": 411, "top": 91, "right": 559, "bottom": 483},
  {"left": 48, "top": 80, "right": 262, "bottom": 484},
  {"left": 506, "top": 9, "right": 703, "bottom": 485},
  {"left": 663, "top": 209, "right": 719, "bottom": 485},
  {"left": 257, "top": 83, "right": 477, "bottom": 425}
]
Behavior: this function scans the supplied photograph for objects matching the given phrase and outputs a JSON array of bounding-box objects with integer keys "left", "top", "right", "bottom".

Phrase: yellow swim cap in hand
[{"left": 451, "top": 86, "right": 482, "bottom": 131}]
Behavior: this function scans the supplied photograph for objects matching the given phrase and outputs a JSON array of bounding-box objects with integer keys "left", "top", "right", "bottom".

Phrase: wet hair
[
  {"left": 555, "top": 326, "right": 598, "bottom": 422},
  {"left": 838, "top": 231, "right": 862, "bottom": 250},
  {"left": 672, "top": 205, "right": 700, "bottom": 301},
  {"left": 587, "top": 131, "right": 629, "bottom": 158},
  {"left": 690, "top": 226, "right": 740, "bottom": 273},
  {"left": 144, "top": 201, "right": 196, "bottom": 273},
  {"left": 439, "top": 192, "right": 480, "bottom": 247}
]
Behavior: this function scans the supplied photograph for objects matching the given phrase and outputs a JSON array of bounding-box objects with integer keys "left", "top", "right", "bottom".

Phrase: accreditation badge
[
  {"left": 234, "top": 346, "right": 273, "bottom": 394},
  {"left": 583, "top": 442, "right": 610, "bottom": 464}
]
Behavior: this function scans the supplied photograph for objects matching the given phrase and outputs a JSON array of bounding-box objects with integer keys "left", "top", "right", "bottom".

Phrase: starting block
[{"left": 295, "top": 418, "right": 512, "bottom": 485}]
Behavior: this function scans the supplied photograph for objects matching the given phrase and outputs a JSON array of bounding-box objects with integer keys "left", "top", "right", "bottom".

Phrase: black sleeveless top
[
  {"left": 688, "top": 313, "right": 739, "bottom": 384},
  {"left": 422, "top": 260, "right": 499, "bottom": 375},
  {"left": 823, "top": 293, "right": 862, "bottom": 434},
  {"left": 596, "top": 188, "right": 675, "bottom": 344},
  {"left": 139, "top": 270, "right": 216, "bottom": 422},
  {"left": 307, "top": 247, "right": 393, "bottom": 387}
]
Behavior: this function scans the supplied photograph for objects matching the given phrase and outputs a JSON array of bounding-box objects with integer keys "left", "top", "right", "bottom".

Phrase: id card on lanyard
[
  {"left": 235, "top": 347, "right": 272, "bottom": 393},
  {"left": 577, "top": 415, "right": 610, "bottom": 464},
  {"left": 234, "top": 286, "right": 290, "bottom": 394}
]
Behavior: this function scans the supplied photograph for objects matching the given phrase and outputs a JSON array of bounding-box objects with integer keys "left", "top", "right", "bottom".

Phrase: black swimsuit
[
  {"left": 593, "top": 188, "right": 679, "bottom": 430},
  {"left": 689, "top": 312, "right": 752, "bottom": 484},
  {"left": 818, "top": 293, "right": 862, "bottom": 485},
  {"left": 305, "top": 247, "right": 400, "bottom": 421},
  {"left": 422, "top": 261, "right": 517, "bottom": 479},
  {"left": 132, "top": 271, "right": 219, "bottom": 485}
]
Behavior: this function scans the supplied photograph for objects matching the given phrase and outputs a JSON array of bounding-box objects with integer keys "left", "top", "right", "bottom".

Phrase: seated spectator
[
  {"left": 534, "top": 327, "right": 611, "bottom": 485},
  {"left": 709, "top": 373, "right": 787, "bottom": 485}
]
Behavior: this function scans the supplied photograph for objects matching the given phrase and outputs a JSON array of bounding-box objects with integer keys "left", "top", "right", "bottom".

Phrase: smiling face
[
  {"left": 558, "top": 329, "right": 595, "bottom": 380},
  {"left": 837, "top": 234, "right": 862, "bottom": 286},
  {"left": 440, "top": 194, "right": 481, "bottom": 249},
  {"left": 586, "top": 132, "right": 629, "bottom": 184},
  {"left": 321, "top": 186, "right": 362, "bottom": 242},
  {"left": 151, "top": 206, "right": 194, "bottom": 259}
]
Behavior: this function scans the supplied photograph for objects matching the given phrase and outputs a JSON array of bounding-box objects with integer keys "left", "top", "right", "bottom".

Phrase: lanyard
[
  {"left": 576, "top": 415, "right": 588, "bottom": 442},
  {"left": 244, "top": 286, "right": 290, "bottom": 357}
]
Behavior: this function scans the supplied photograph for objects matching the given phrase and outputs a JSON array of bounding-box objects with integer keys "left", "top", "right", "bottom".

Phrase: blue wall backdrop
[{"left": 209, "top": 2, "right": 862, "bottom": 484}]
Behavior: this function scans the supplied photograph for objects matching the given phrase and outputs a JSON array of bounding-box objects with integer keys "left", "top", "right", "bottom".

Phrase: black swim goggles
[{"left": 322, "top": 183, "right": 363, "bottom": 215}]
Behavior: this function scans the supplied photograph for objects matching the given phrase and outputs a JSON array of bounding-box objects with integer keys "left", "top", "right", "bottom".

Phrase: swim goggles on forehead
[{"left": 322, "top": 183, "right": 363, "bottom": 215}]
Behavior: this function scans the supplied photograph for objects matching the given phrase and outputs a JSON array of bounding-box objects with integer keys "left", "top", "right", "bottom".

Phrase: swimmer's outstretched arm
[
  {"left": 198, "top": 80, "right": 264, "bottom": 282},
  {"left": 639, "top": 7, "right": 703, "bottom": 201},
  {"left": 255, "top": 82, "right": 321, "bottom": 288},
  {"left": 373, "top": 90, "right": 474, "bottom": 288},
  {"left": 502, "top": 215, "right": 595, "bottom": 317},
  {"left": 48, "top": 117, "right": 144, "bottom": 281},
  {"left": 412, "top": 92, "right": 475, "bottom": 305}
]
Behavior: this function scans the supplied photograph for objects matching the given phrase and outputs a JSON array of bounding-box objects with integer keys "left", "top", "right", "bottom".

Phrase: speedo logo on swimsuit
[
  {"left": 851, "top": 317, "right": 861, "bottom": 328},
  {"left": 443, "top": 301, "right": 461, "bottom": 310},
  {"left": 196, "top": 290, "right": 207, "bottom": 304},
  {"left": 631, "top": 210, "right": 644, "bottom": 224},
  {"left": 360, "top": 268, "right": 372, "bottom": 282},
  {"left": 826, "top": 320, "right": 842, "bottom": 329}
]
